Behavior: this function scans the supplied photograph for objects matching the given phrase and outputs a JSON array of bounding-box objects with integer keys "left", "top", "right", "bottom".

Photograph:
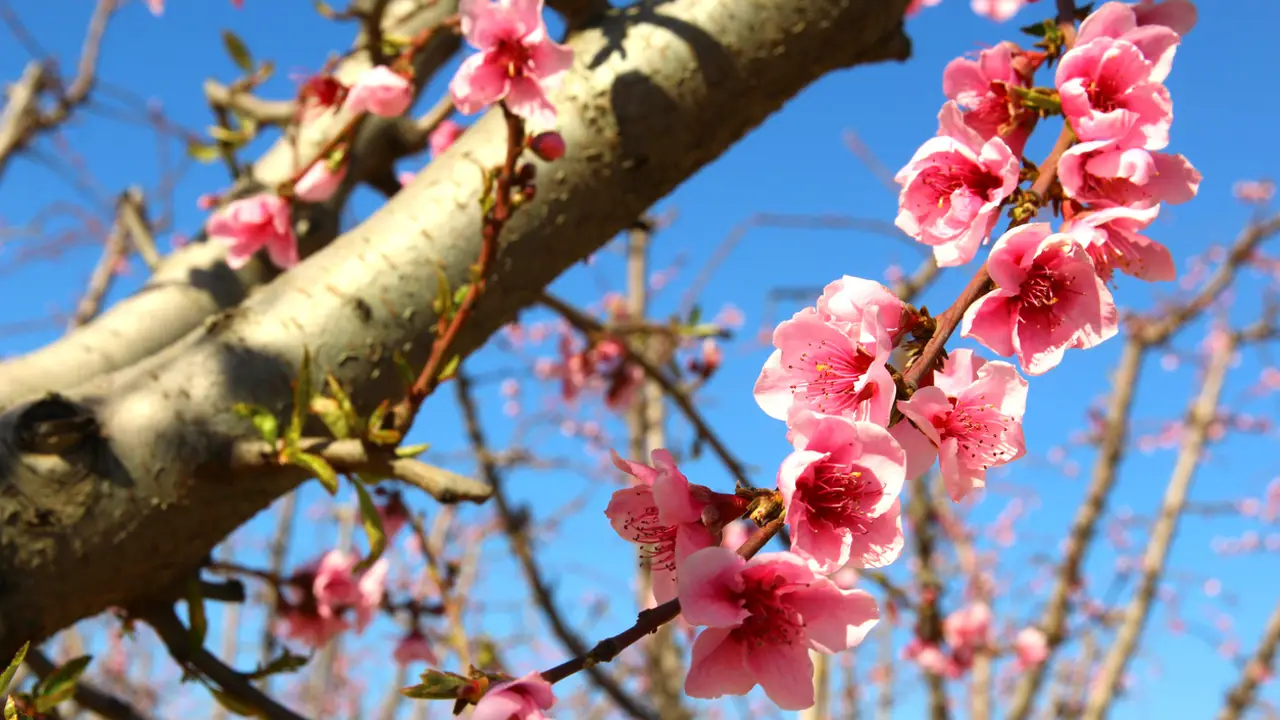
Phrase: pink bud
[
  {"left": 294, "top": 160, "right": 347, "bottom": 203},
  {"left": 342, "top": 66, "right": 413, "bottom": 118},
  {"left": 529, "top": 131, "right": 566, "bottom": 161},
  {"left": 428, "top": 120, "right": 464, "bottom": 157}
]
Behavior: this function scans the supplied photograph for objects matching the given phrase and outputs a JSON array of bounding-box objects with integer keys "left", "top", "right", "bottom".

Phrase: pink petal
[
  {"left": 677, "top": 547, "right": 749, "bottom": 628},
  {"left": 789, "top": 584, "right": 880, "bottom": 653},
  {"left": 685, "top": 628, "right": 754, "bottom": 700},
  {"left": 745, "top": 641, "right": 816, "bottom": 711}
]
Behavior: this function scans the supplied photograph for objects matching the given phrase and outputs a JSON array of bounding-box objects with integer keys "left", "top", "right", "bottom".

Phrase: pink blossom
[
  {"left": 1234, "top": 180, "right": 1275, "bottom": 204},
  {"left": 1076, "top": 2, "right": 1183, "bottom": 82},
  {"left": 895, "top": 102, "right": 1019, "bottom": 267},
  {"left": 688, "top": 337, "right": 723, "bottom": 380},
  {"left": 311, "top": 550, "right": 388, "bottom": 630},
  {"left": 962, "top": 223, "right": 1119, "bottom": 375},
  {"left": 1132, "top": 0, "right": 1197, "bottom": 36},
  {"left": 942, "top": 43, "right": 1032, "bottom": 154},
  {"left": 428, "top": 119, "right": 464, "bottom": 156},
  {"left": 1013, "top": 627, "right": 1049, "bottom": 670},
  {"left": 971, "top": 0, "right": 1029, "bottom": 22},
  {"left": 449, "top": 0, "right": 574, "bottom": 126},
  {"left": 777, "top": 411, "right": 906, "bottom": 573},
  {"left": 294, "top": 159, "right": 347, "bottom": 203},
  {"left": 815, "top": 275, "right": 909, "bottom": 341},
  {"left": 343, "top": 66, "right": 414, "bottom": 118},
  {"left": 905, "top": 639, "right": 958, "bottom": 677},
  {"left": 943, "top": 602, "right": 993, "bottom": 650},
  {"left": 1063, "top": 204, "right": 1174, "bottom": 281},
  {"left": 278, "top": 606, "right": 348, "bottom": 648},
  {"left": 896, "top": 349, "right": 1027, "bottom": 502},
  {"left": 473, "top": 672, "right": 555, "bottom": 720},
  {"left": 604, "top": 449, "right": 715, "bottom": 604},
  {"left": 147, "top": 0, "right": 164, "bottom": 15},
  {"left": 1058, "top": 140, "right": 1200, "bottom": 209},
  {"left": 906, "top": 0, "right": 943, "bottom": 15},
  {"left": 679, "top": 548, "right": 879, "bottom": 710},
  {"left": 1056, "top": 37, "right": 1172, "bottom": 149},
  {"left": 392, "top": 629, "right": 438, "bottom": 666},
  {"left": 206, "top": 193, "right": 297, "bottom": 269},
  {"left": 754, "top": 305, "right": 896, "bottom": 426}
]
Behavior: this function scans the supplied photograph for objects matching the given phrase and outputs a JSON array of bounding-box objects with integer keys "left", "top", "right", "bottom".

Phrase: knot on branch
[{"left": 14, "top": 394, "right": 100, "bottom": 456}]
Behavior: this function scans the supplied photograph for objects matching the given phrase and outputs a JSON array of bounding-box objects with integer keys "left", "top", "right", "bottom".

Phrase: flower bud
[{"left": 529, "top": 131, "right": 566, "bottom": 161}]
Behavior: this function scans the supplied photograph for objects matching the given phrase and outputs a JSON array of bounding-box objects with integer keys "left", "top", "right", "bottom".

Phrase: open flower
[
  {"left": 1132, "top": 0, "right": 1197, "bottom": 36},
  {"left": 206, "top": 193, "right": 297, "bottom": 269},
  {"left": 473, "top": 672, "right": 555, "bottom": 720},
  {"left": 895, "top": 102, "right": 1020, "bottom": 267},
  {"left": 942, "top": 42, "right": 1033, "bottom": 154},
  {"left": 778, "top": 411, "right": 906, "bottom": 573},
  {"left": 604, "top": 449, "right": 715, "bottom": 604},
  {"left": 1056, "top": 37, "right": 1172, "bottom": 149},
  {"left": 679, "top": 548, "right": 879, "bottom": 710},
  {"left": 815, "top": 276, "right": 909, "bottom": 342},
  {"left": 449, "top": 0, "right": 574, "bottom": 126},
  {"left": 1058, "top": 139, "right": 1200, "bottom": 210},
  {"left": 1063, "top": 204, "right": 1175, "bottom": 282},
  {"left": 895, "top": 349, "right": 1027, "bottom": 502},
  {"left": 962, "top": 223, "right": 1119, "bottom": 375},
  {"left": 310, "top": 550, "right": 388, "bottom": 631},
  {"left": 1076, "top": 2, "right": 1184, "bottom": 82},
  {"left": 944, "top": 602, "right": 993, "bottom": 651},
  {"left": 754, "top": 305, "right": 896, "bottom": 426},
  {"left": 343, "top": 65, "right": 414, "bottom": 117}
]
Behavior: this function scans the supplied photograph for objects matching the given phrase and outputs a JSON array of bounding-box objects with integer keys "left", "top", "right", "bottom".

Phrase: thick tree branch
[
  {"left": 455, "top": 373, "right": 657, "bottom": 720},
  {"left": 0, "top": 0, "right": 912, "bottom": 659},
  {"left": 0, "top": 0, "right": 463, "bottom": 410}
]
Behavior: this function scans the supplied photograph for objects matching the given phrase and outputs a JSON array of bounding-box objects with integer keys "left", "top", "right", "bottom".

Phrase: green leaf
[
  {"left": 313, "top": 0, "right": 336, "bottom": 18},
  {"left": 687, "top": 304, "right": 702, "bottom": 327},
  {"left": 185, "top": 577, "right": 208, "bottom": 649},
  {"left": 0, "top": 642, "right": 29, "bottom": 697},
  {"left": 210, "top": 687, "right": 264, "bottom": 717},
  {"left": 33, "top": 655, "right": 91, "bottom": 712},
  {"left": 292, "top": 451, "right": 339, "bottom": 495},
  {"left": 309, "top": 396, "right": 350, "bottom": 439},
  {"left": 287, "top": 350, "right": 314, "bottom": 447},
  {"left": 437, "top": 355, "right": 461, "bottom": 383},
  {"left": 187, "top": 140, "right": 221, "bottom": 164},
  {"left": 431, "top": 265, "right": 454, "bottom": 319},
  {"left": 207, "top": 125, "right": 247, "bottom": 145},
  {"left": 452, "top": 282, "right": 472, "bottom": 309},
  {"left": 392, "top": 351, "right": 416, "bottom": 390},
  {"left": 325, "top": 374, "right": 363, "bottom": 435},
  {"left": 1019, "top": 19, "right": 1051, "bottom": 37},
  {"left": 246, "top": 650, "right": 309, "bottom": 681},
  {"left": 350, "top": 478, "right": 387, "bottom": 572},
  {"left": 233, "top": 403, "right": 279, "bottom": 446},
  {"left": 3, "top": 695, "right": 16, "bottom": 720},
  {"left": 394, "top": 443, "right": 431, "bottom": 458},
  {"left": 401, "top": 670, "right": 471, "bottom": 700},
  {"left": 221, "top": 30, "right": 254, "bottom": 73}
]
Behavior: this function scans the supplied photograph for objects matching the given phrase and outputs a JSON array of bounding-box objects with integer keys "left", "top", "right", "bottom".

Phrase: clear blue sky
[{"left": 2, "top": 1, "right": 1279, "bottom": 718}]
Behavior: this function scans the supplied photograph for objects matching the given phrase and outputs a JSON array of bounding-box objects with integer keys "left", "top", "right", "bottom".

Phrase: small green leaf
[
  {"left": 292, "top": 451, "right": 339, "bottom": 495},
  {"left": 394, "top": 443, "right": 431, "bottom": 458},
  {"left": 437, "top": 355, "right": 461, "bottom": 383},
  {"left": 367, "top": 429, "right": 403, "bottom": 445},
  {"left": 210, "top": 687, "right": 264, "bottom": 717},
  {"left": 33, "top": 655, "right": 92, "bottom": 712},
  {"left": 313, "top": 0, "right": 336, "bottom": 18},
  {"left": 246, "top": 650, "right": 309, "bottom": 680},
  {"left": 325, "top": 374, "right": 363, "bottom": 435},
  {"left": 3, "top": 695, "right": 16, "bottom": 720},
  {"left": 233, "top": 403, "right": 279, "bottom": 446},
  {"left": 187, "top": 140, "right": 221, "bottom": 164},
  {"left": 1019, "top": 19, "right": 1051, "bottom": 37},
  {"left": 452, "top": 282, "right": 472, "bottom": 309},
  {"left": 287, "top": 350, "right": 314, "bottom": 446},
  {"left": 401, "top": 670, "right": 471, "bottom": 700},
  {"left": 350, "top": 478, "right": 387, "bottom": 572},
  {"left": 431, "top": 265, "right": 454, "bottom": 319},
  {"left": 185, "top": 577, "right": 208, "bottom": 649},
  {"left": 0, "top": 642, "right": 29, "bottom": 697},
  {"left": 687, "top": 305, "right": 702, "bottom": 327},
  {"left": 309, "top": 396, "right": 350, "bottom": 439},
  {"left": 208, "top": 125, "right": 247, "bottom": 145},
  {"left": 392, "top": 351, "right": 416, "bottom": 390},
  {"left": 366, "top": 400, "right": 392, "bottom": 444},
  {"left": 221, "top": 30, "right": 254, "bottom": 73}
]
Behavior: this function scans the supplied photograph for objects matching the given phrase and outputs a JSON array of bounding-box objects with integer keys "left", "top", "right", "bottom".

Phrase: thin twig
[
  {"left": 1217, "top": 598, "right": 1280, "bottom": 720},
  {"left": 454, "top": 372, "right": 658, "bottom": 720}
]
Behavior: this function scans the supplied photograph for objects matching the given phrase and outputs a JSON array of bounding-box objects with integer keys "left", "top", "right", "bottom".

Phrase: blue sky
[{"left": 2, "top": 1, "right": 1279, "bottom": 718}]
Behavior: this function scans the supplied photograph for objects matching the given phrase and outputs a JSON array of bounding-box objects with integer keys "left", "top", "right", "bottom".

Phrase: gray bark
[{"left": 0, "top": 0, "right": 911, "bottom": 659}]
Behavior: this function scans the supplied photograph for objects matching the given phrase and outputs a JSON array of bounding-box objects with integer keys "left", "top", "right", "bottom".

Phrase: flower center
[
  {"left": 802, "top": 461, "right": 879, "bottom": 534},
  {"left": 735, "top": 575, "right": 806, "bottom": 648},
  {"left": 942, "top": 399, "right": 1018, "bottom": 473},
  {"left": 787, "top": 340, "right": 879, "bottom": 415},
  {"left": 621, "top": 504, "right": 678, "bottom": 571},
  {"left": 492, "top": 39, "right": 533, "bottom": 79}
]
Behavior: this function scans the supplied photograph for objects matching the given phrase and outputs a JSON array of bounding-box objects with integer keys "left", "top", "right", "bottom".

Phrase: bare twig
[
  {"left": 69, "top": 219, "right": 128, "bottom": 329},
  {"left": 454, "top": 373, "right": 658, "bottom": 720},
  {"left": 24, "top": 647, "right": 155, "bottom": 720},
  {"left": 228, "top": 437, "right": 493, "bottom": 503},
  {"left": 1218, "top": 598, "right": 1280, "bottom": 720},
  {"left": 142, "top": 605, "right": 310, "bottom": 720},
  {"left": 1083, "top": 330, "right": 1237, "bottom": 719},
  {"left": 907, "top": 472, "right": 949, "bottom": 720},
  {"left": 203, "top": 80, "right": 297, "bottom": 126}
]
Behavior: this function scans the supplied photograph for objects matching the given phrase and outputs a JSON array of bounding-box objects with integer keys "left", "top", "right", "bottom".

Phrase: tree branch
[
  {"left": 1218, "top": 598, "right": 1280, "bottom": 720},
  {"left": 0, "top": 0, "right": 913, "bottom": 659}
]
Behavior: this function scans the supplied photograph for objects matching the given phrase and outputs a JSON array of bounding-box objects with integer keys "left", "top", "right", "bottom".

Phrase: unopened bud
[{"left": 529, "top": 131, "right": 566, "bottom": 161}]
